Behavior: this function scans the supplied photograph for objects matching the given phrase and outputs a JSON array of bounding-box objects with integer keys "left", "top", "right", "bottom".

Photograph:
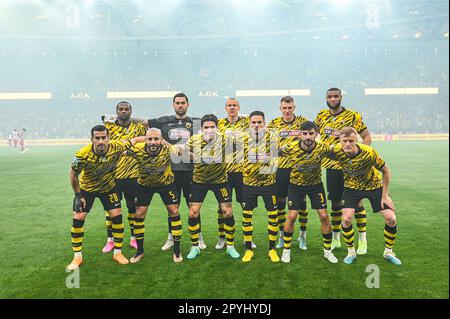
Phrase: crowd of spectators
[{"left": 0, "top": 47, "right": 448, "bottom": 138}]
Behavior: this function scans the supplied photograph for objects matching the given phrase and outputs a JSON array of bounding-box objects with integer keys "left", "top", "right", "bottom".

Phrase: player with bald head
[
  {"left": 215, "top": 98, "right": 252, "bottom": 249},
  {"left": 125, "top": 128, "right": 184, "bottom": 263}
]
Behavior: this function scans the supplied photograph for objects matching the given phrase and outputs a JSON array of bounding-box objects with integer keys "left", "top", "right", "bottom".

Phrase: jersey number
[
  {"left": 220, "top": 188, "right": 229, "bottom": 198},
  {"left": 109, "top": 193, "right": 119, "bottom": 203},
  {"left": 318, "top": 193, "right": 325, "bottom": 205},
  {"left": 272, "top": 195, "right": 277, "bottom": 205}
]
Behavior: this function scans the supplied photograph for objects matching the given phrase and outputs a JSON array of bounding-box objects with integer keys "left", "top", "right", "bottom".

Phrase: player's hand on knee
[
  {"left": 73, "top": 193, "right": 86, "bottom": 213},
  {"left": 381, "top": 195, "right": 395, "bottom": 211}
]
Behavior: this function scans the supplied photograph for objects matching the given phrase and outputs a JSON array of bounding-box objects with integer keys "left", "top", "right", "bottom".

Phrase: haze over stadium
[
  {"left": 0, "top": 0, "right": 448, "bottom": 139},
  {"left": 0, "top": 0, "right": 448, "bottom": 301}
]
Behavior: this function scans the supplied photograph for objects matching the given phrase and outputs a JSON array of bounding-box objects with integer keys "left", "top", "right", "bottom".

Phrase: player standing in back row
[
  {"left": 216, "top": 98, "right": 251, "bottom": 250},
  {"left": 267, "top": 96, "right": 308, "bottom": 250},
  {"left": 102, "top": 101, "right": 147, "bottom": 253},
  {"left": 315, "top": 88, "right": 372, "bottom": 254}
]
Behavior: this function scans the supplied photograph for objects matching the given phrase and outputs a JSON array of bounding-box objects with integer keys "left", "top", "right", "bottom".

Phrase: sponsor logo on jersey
[
  {"left": 200, "top": 156, "right": 222, "bottom": 164},
  {"left": 324, "top": 127, "right": 341, "bottom": 137},
  {"left": 143, "top": 167, "right": 166, "bottom": 175},
  {"left": 294, "top": 163, "right": 320, "bottom": 172},
  {"left": 168, "top": 129, "right": 191, "bottom": 140},
  {"left": 279, "top": 130, "right": 302, "bottom": 138},
  {"left": 248, "top": 153, "right": 269, "bottom": 163}
]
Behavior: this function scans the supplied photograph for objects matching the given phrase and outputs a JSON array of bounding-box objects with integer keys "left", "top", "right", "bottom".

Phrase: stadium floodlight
[
  {"left": 0, "top": 92, "right": 52, "bottom": 100},
  {"left": 414, "top": 32, "right": 422, "bottom": 38},
  {"left": 365, "top": 88, "right": 439, "bottom": 95},
  {"left": 236, "top": 89, "right": 311, "bottom": 97},
  {"left": 444, "top": 32, "right": 449, "bottom": 38}
]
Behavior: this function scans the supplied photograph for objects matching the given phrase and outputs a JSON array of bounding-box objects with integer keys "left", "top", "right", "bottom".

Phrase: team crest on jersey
[
  {"left": 288, "top": 201, "right": 293, "bottom": 207},
  {"left": 241, "top": 202, "right": 246, "bottom": 208},
  {"left": 185, "top": 123, "right": 192, "bottom": 129}
]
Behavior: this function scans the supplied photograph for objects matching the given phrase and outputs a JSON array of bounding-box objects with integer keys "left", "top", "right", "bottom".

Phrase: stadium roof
[{"left": 0, "top": 0, "right": 448, "bottom": 48}]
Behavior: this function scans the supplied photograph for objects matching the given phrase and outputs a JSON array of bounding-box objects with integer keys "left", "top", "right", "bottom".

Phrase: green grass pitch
[{"left": 0, "top": 141, "right": 448, "bottom": 299}]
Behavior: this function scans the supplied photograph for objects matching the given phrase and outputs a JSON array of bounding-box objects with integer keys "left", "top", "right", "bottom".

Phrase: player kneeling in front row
[
  {"left": 331, "top": 127, "right": 401, "bottom": 265},
  {"left": 280, "top": 121, "right": 338, "bottom": 264},
  {"left": 183, "top": 114, "right": 240, "bottom": 260},
  {"left": 126, "top": 128, "right": 183, "bottom": 263},
  {"left": 67, "top": 125, "right": 144, "bottom": 270}
]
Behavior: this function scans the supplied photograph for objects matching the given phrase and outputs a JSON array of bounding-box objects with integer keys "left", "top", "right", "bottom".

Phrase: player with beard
[
  {"left": 240, "top": 111, "right": 280, "bottom": 263},
  {"left": 126, "top": 128, "right": 184, "bottom": 263},
  {"left": 104, "top": 93, "right": 206, "bottom": 251},
  {"left": 102, "top": 101, "right": 147, "bottom": 253},
  {"left": 279, "top": 121, "right": 338, "bottom": 264},
  {"left": 68, "top": 125, "right": 145, "bottom": 270},
  {"left": 315, "top": 88, "right": 372, "bottom": 254}
]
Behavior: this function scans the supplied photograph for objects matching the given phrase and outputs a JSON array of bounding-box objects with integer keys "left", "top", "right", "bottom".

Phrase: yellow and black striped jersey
[
  {"left": 71, "top": 140, "right": 132, "bottom": 193},
  {"left": 331, "top": 143, "right": 385, "bottom": 191},
  {"left": 104, "top": 121, "right": 147, "bottom": 179},
  {"left": 267, "top": 115, "right": 308, "bottom": 169},
  {"left": 315, "top": 108, "right": 367, "bottom": 170},
  {"left": 218, "top": 116, "right": 249, "bottom": 173},
  {"left": 283, "top": 141, "right": 331, "bottom": 186},
  {"left": 186, "top": 133, "right": 228, "bottom": 185},
  {"left": 240, "top": 130, "right": 278, "bottom": 187},
  {"left": 127, "top": 143, "right": 177, "bottom": 187}
]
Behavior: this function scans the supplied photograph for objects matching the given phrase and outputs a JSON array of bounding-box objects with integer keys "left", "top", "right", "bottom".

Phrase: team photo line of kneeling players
[{"left": 67, "top": 88, "right": 401, "bottom": 270}]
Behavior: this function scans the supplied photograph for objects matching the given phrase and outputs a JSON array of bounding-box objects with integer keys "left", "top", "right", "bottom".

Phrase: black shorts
[
  {"left": 326, "top": 169, "right": 344, "bottom": 202},
  {"left": 189, "top": 183, "right": 232, "bottom": 204},
  {"left": 288, "top": 183, "right": 327, "bottom": 210},
  {"left": 173, "top": 170, "right": 193, "bottom": 200},
  {"left": 77, "top": 189, "right": 121, "bottom": 213},
  {"left": 115, "top": 178, "right": 138, "bottom": 208},
  {"left": 241, "top": 185, "right": 277, "bottom": 211},
  {"left": 135, "top": 183, "right": 180, "bottom": 207},
  {"left": 276, "top": 168, "right": 292, "bottom": 198},
  {"left": 227, "top": 172, "right": 243, "bottom": 203},
  {"left": 342, "top": 187, "right": 388, "bottom": 213}
]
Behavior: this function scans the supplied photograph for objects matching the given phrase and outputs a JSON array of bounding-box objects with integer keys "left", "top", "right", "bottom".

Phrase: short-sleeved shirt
[
  {"left": 315, "top": 107, "right": 367, "bottom": 170},
  {"left": 71, "top": 140, "right": 132, "bottom": 193},
  {"left": 283, "top": 141, "right": 331, "bottom": 186},
  {"left": 267, "top": 115, "right": 308, "bottom": 169},
  {"left": 104, "top": 121, "right": 146, "bottom": 179},
  {"left": 127, "top": 143, "right": 178, "bottom": 188},
  {"left": 218, "top": 116, "right": 249, "bottom": 173},
  {"left": 330, "top": 143, "right": 385, "bottom": 191},
  {"left": 240, "top": 130, "right": 278, "bottom": 187},
  {"left": 186, "top": 133, "right": 228, "bottom": 185}
]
